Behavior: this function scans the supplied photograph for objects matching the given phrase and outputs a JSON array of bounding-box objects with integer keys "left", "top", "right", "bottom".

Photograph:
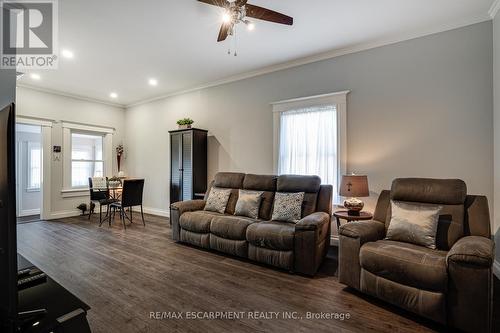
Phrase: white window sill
[
  {"left": 61, "top": 188, "right": 90, "bottom": 198},
  {"left": 26, "top": 188, "right": 41, "bottom": 193}
]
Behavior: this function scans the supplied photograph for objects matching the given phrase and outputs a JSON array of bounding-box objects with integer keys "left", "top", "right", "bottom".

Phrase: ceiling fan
[{"left": 198, "top": 0, "right": 293, "bottom": 42}]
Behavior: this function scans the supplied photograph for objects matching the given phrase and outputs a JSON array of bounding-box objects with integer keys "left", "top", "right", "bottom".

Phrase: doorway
[{"left": 15, "top": 123, "right": 42, "bottom": 223}]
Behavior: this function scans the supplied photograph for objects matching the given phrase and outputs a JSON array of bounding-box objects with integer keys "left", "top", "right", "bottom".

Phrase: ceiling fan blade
[
  {"left": 217, "top": 23, "right": 231, "bottom": 42},
  {"left": 235, "top": 0, "right": 248, "bottom": 6},
  {"left": 245, "top": 4, "right": 293, "bottom": 25},
  {"left": 197, "top": 0, "right": 229, "bottom": 8}
]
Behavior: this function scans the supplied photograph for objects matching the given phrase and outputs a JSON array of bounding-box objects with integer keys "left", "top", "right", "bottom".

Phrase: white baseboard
[
  {"left": 47, "top": 209, "right": 81, "bottom": 220},
  {"left": 142, "top": 207, "right": 170, "bottom": 218},
  {"left": 46, "top": 206, "right": 169, "bottom": 220},
  {"left": 494, "top": 260, "right": 500, "bottom": 279},
  {"left": 18, "top": 208, "right": 41, "bottom": 217},
  {"left": 330, "top": 235, "right": 339, "bottom": 246}
]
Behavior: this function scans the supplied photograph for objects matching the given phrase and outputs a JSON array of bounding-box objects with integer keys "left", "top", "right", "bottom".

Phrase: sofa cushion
[
  {"left": 243, "top": 174, "right": 277, "bottom": 192},
  {"left": 246, "top": 221, "right": 295, "bottom": 250},
  {"left": 390, "top": 178, "right": 467, "bottom": 205},
  {"left": 248, "top": 244, "right": 294, "bottom": 270},
  {"left": 258, "top": 191, "right": 275, "bottom": 221},
  {"left": 211, "top": 215, "right": 259, "bottom": 240},
  {"left": 210, "top": 235, "right": 248, "bottom": 258},
  {"left": 214, "top": 172, "right": 245, "bottom": 188},
  {"left": 180, "top": 229, "right": 210, "bottom": 249},
  {"left": 277, "top": 175, "right": 321, "bottom": 193},
  {"left": 360, "top": 240, "right": 448, "bottom": 292},
  {"left": 360, "top": 269, "right": 446, "bottom": 324},
  {"left": 180, "top": 211, "right": 222, "bottom": 233}
]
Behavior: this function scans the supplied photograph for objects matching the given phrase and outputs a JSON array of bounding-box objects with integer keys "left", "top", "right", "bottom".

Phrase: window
[
  {"left": 62, "top": 122, "right": 113, "bottom": 194},
  {"left": 272, "top": 92, "right": 348, "bottom": 203},
  {"left": 278, "top": 105, "right": 337, "bottom": 189},
  {"left": 71, "top": 133, "right": 104, "bottom": 188},
  {"left": 27, "top": 142, "right": 41, "bottom": 190}
]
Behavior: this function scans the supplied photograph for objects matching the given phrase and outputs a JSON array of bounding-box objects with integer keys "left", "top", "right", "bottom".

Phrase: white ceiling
[{"left": 16, "top": 0, "right": 497, "bottom": 106}]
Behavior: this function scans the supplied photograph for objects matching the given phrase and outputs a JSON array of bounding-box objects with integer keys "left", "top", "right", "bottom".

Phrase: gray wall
[
  {"left": 493, "top": 11, "right": 500, "bottom": 268},
  {"left": 126, "top": 21, "right": 494, "bottom": 218}
]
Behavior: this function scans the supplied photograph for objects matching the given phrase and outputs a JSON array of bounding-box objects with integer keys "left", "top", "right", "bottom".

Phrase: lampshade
[{"left": 339, "top": 175, "right": 369, "bottom": 198}]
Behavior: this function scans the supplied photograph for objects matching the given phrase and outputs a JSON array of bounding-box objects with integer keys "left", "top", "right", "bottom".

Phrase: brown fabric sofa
[
  {"left": 170, "top": 172, "right": 333, "bottom": 275},
  {"left": 339, "top": 178, "right": 495, "bottom": 333}
]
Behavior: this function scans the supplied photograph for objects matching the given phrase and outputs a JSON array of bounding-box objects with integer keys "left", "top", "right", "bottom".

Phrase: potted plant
[
  {"left": 177, "top": 118, "right": 194, "bottom": 129},
  {"left": 77, "top": 203, "right": 88, "bottom": 216}
]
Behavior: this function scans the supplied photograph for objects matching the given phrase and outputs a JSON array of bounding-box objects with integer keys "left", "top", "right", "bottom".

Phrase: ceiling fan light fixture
[
  {"left": 222, "top": 11, "right": 231, "bottom": 23},
  {"left": 247, "top": 21, "right": 255, "bottom": 31}
]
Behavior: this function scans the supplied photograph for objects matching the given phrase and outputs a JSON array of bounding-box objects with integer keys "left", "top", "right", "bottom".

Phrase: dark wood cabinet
[{"left": 169, "top": 128, "right": 207, "bottom": 204}]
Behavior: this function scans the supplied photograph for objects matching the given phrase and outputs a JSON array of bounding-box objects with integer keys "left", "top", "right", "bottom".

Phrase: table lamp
[{"left": 339, "top": 175, "right": 369, "bottom": 216}]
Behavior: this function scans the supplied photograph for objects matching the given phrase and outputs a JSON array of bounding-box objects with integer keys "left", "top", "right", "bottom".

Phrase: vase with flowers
[{"left": 116, "top": 144, "right": 124, "bottom": 173}]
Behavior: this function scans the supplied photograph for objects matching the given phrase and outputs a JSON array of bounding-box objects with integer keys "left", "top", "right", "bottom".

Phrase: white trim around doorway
[{"left": 16, "top": 116, "right": 54, "bottom": 220}]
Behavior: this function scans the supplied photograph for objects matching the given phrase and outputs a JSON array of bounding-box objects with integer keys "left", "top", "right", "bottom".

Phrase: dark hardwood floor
[
  {"left": 16, "top": 214, "right": 40, "bottom": 224},
  {"left": 17, "top": 214, "right": 498, "bottom": 333}
]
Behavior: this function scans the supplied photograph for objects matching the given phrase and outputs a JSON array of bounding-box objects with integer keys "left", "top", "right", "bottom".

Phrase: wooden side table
[{"left": 333, "top": 210, "right": 374, "bottom": 233}]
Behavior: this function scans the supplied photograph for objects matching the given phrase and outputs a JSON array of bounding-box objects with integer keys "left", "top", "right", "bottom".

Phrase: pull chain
[
  {"left": 233, "top": 27, "right": 237, "bottom": 57},
  {"left": 227, "top": 26, "right": 238, "bottom": 56}
]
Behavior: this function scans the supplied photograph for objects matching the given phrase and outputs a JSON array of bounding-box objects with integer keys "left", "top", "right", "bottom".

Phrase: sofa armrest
[
  {"left": 170, "top": 200, "right": 206, "bottom": 216},
  {"left": 295, "top": 212, "right": 330, "bottom": 231},
  {"left": 170, "top": 200, "right": 206, "bottom": 241},
  {"left": 294, "top": 212, "right": 331, "bottom": 275},
  {"left": 447, "top": 236, "right": 494, "bottom": 268},
  {"left": 339, "top": 220, "right": 385, "bottom": 244},
  {"left": 338, "top": 220, "right": 385, "bottom": 290},
  {"left": 446, "top": 236, "right": 494, "bottom": 332}
]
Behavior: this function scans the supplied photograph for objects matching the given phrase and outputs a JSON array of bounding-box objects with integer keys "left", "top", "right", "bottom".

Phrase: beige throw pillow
[
  {"left": 234, "top": 190, "right": 263, "bottom": 219},
  {"left": 386, "top": 200, "right": 442, "bottom": 249},
  {"left": 204, "top": 187, "right": 232, "bottom": 214}
]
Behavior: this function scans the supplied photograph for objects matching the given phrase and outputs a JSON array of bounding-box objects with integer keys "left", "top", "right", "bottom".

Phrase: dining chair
[
  {"left": 88, "top": 177, "right": 118, "bottom": 225},
  {"left": 109, "top": 179, "right": 145, "bottom": 229}
]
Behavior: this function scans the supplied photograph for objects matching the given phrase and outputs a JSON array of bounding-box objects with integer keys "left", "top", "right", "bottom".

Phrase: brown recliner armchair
[{"left": 339, "top": 178, "right": 495, "bottom": 333}]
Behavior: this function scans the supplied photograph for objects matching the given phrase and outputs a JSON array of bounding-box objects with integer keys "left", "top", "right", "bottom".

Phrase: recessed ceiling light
[
  {"left": 148, "top": 78, "right": 158, "bottom": 86},
  {"left": 110, "top": 92, "right": 118, "bottom": 99},
  {"left": 30, "top": 73, "right": 41, "bottom": 80},
  {"left": 61, "top": 49, "right": 74, "bottom": 59}
]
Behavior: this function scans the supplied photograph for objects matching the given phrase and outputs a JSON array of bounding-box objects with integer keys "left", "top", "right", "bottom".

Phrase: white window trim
[
  {"left": 61, "top": 122, "right": 114, "bottom": 196},
  {"left": 271, "top": 90, "right": 349, "bottom": 203}
]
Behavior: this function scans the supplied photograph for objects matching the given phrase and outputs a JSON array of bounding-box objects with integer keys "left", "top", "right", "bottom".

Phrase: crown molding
[
  {"left": 125, "top": 16, "right": 491, "bottom": 108},
  {"left": 14, "top": 16, "right": 492, "bottom": 109},
  {"left": 489, "top": 0, "right": 500, "bottom": 18},
  {"left": 16, "top": 83, "right": 126, "bottom": 108}
]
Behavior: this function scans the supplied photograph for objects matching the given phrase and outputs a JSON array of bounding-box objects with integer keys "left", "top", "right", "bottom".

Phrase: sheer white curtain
[
  {"left": 71, "top": 133, "right": 104, "bottom": 188},
  {"left": 278, "top": 105, "right": 339, "bottom": 202}
]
